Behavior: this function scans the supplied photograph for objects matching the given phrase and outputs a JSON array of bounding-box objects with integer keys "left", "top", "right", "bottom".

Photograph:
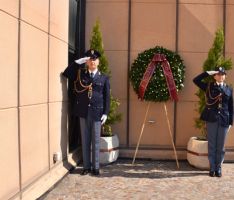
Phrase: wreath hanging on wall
[{"left": 130, "top": 46, "right": 186, "bottom": 102}]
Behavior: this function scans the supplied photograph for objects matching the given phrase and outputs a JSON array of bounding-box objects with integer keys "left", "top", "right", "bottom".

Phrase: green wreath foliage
[{"left": 130, "top": 46, "right": 185, "bottom": 102}]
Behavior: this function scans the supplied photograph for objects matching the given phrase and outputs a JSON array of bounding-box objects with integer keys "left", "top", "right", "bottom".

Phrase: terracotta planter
[
  {"left": 187, "top": 137, "right": 209, "bottom": 170},
  {"left": 100, "top": 134, "right": 119, "bottom": 164}
]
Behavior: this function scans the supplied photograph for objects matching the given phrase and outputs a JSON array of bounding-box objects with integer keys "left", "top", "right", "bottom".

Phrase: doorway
[{"left": 68, "top": 0, "right": 86, "bottom": 152}]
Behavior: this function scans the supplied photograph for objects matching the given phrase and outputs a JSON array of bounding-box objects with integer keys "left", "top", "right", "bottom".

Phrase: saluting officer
[
  {"left": 193, "top": 66, "right": 233, "bottom": 177},
  {"left": 63, "top": 49, "right": 110, "bottom": 176}
]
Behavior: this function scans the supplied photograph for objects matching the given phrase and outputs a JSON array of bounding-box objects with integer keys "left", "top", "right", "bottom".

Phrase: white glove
[
  {"left": 207, "top": 71, "right": 219, "bottom": 75},
  {"left": 74, "top": 57, "right": 90, "bottom": 65},
  {"left": 101, "top": 114, "right": 107, "bottom": 125}
]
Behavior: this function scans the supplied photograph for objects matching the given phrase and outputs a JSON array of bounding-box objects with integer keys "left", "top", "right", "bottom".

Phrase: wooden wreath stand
[
  {"left": 132, "top": 102, "right": 180, "bottom": 169},
  {"left": 132, "top": 53, "right": 180, "bottom": 168}
]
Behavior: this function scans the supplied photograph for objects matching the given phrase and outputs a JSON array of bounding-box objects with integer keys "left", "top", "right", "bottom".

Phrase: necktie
[{"left": 90, "top": 72, "right": 94, "bottom": 78}]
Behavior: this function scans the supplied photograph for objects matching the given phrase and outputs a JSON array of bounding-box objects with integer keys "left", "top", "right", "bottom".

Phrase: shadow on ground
[{"left": 71, "top": 159, "right": 208, "bottom": 179}]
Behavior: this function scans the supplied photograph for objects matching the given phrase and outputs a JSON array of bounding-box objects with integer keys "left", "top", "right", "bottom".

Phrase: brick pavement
[{"left": 38, "top": 159, "right": 234, "bottom": 200}]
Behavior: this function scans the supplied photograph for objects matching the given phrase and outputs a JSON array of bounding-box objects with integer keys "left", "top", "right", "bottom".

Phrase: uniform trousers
[
  {"left": 79, "top": 108, "right": 101, "bottom": 170},
  {"left": 206, "top": 119, "right": 228, "bottom": 171}
]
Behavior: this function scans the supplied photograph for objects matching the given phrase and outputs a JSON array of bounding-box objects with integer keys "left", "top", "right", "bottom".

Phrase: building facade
[
  {"left": 85, "top": 0, "right": 234, "bottom": 158},
  {"left": 1, "top": 0, "right": 234, "bottom": 199}
]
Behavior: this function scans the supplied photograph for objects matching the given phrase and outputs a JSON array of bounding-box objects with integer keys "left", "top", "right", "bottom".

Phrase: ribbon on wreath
[{"left": 138, "top": 53, "right": 178, "bottom": 101}]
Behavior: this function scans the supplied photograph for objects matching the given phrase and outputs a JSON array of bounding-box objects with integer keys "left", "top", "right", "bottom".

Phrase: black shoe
[
  {"left": 92, "top": 169, "right": 100, "bottom": 176},
  {"left": 209, "top": 171, "right": 215, "bottom": 177},
  {"left": 81, "top": 169, "right": 91, "bottom": 175},
  {"left": 215, "top": 169, "right": 222, "bottom": 177}
]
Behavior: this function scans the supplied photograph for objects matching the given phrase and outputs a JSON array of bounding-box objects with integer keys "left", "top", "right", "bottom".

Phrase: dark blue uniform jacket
[
  {"left": 193, "top": 72, "right": 233, "bottom": 127},
  {"left": 63, "top": 62, "right": 110, "bottom": 121}
]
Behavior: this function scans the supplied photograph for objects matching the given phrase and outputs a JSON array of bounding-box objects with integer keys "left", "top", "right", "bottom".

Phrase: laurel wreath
[{"left": 130, "top": 46, "right": 186, "bottom": 102}]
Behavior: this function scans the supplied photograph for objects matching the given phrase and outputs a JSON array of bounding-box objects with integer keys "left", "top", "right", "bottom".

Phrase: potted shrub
[
  {"left": 187, "top": 28, "right": 232, "bottom": 169},
  {"left": 100, "top": 95, "right": 122, "bottom": 164},
  {"left": 90, "top": 20, "right": 122, "bottom": 164}
]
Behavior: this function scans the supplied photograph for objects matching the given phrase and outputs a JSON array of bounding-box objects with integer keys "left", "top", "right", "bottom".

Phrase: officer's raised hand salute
[
  {"left": 63, "top": 49, "right": 110, "bottom": 176},
  {"left": 206, "top": 70, "right": 219, "bottom": 75},
  {"left": 193, "top": 66, "right": 233, "bottom": 178},
  {"left": 75, "top": 56, "right": 90, "bottom": 65}
]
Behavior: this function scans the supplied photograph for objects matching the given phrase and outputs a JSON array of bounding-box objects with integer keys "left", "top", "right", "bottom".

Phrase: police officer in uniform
[
  {"left": 193, "top": 66, "right": 233, "bottom": 177},
  {"left": 63, "top": 49, "right": 110, "bottom": 176}
]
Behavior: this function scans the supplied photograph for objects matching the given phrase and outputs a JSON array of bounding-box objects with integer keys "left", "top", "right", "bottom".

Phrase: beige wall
[
  {"left": 0, "top": 0, "right": 69, "bottom": 199},
  {"left": 86, "top": 0, "right": 234, "bottom": 155}
]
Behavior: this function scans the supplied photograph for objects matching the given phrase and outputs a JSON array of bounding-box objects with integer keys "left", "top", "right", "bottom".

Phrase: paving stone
[{"left": 38, "top": 159, "right": 234, "bottom": 200}]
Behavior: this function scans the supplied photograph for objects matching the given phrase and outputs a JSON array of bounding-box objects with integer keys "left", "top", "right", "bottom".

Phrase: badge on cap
[{"left": 84, "top": 49, "right": 101, "bottom": 59}]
